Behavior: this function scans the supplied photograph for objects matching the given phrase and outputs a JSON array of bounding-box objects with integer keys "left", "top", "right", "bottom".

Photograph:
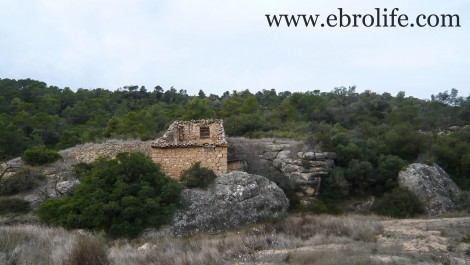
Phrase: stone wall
[
  {"left": 151, "top": 146, "right": 227, "bottom": 179},
  {"left": 152, "top": 119, "right": 227, "bottom": 148},
  {"left": 175, "top": 121, "right": 221, "bottom": 145},
  {"left": 62, "top": 140, "right": 151, "bottom": 163}
]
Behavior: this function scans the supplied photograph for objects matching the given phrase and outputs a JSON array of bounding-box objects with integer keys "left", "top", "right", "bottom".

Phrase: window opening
[
  {"left": 178, "top": 126, "right": 185, "bottom": 141},
  {"left": 200, "top": 127, "right": 210, "bottom": 139}
]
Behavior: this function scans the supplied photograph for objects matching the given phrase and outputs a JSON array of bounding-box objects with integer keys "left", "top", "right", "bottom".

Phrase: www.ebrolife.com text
[{"left": 266, "top": 8, "right": 461, "bottom": 28}]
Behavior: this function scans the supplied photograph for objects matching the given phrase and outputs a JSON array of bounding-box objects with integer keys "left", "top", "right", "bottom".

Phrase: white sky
[{"left": 0, "top": 0, "right": 469, "bottom": 99}]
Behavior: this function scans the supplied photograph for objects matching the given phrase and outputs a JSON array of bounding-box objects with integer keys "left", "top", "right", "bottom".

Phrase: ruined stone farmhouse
[{"left": 151, "top": 119, "right": 228, "bottom": 179}]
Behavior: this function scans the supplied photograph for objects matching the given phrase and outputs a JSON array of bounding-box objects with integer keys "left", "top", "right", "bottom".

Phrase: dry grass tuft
[
  {"left": 0, "top": 225, "right": 75, "bottom": 265},
  {"left": 287, "top": 248, "right": 383, "bottom": 265},
  {"left": 108, "top": 235, "right": 224, "bottom": 265},
  {"left": 108, "top": 214, "right": 385, "bottom": 264},
  {"left": 0, "top": 225, "right": 107, "bottom": 265},
  {"left": 69, "top": 235, "right": 109, "bottom": 265},
  {"left": 8, "top": 213, "right": 464, "bottom": 265},
  {"left": 277, "top": 213, "right": 383, "bottom": 242}
]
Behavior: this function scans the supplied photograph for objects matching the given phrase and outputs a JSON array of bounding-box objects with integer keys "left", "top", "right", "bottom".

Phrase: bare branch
[{"left": 0, "top": 161, "right": 17, "bottom": 182}]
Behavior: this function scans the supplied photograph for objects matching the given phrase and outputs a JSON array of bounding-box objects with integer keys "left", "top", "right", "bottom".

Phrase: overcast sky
[{"left": 0, "top": 0, "right": 469, "bottom": 99}]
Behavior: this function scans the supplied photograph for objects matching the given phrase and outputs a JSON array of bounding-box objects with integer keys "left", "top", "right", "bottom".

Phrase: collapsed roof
[{"left": 151, "top": 119, "right": 227, "bottom": 148}]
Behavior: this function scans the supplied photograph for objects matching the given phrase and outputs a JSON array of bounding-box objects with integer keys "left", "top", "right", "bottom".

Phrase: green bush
[
  {"left": 21, "top": 145, "right": 62, "bottom": 166},
  {"left": 0, "top": 197, "right": 30, "bottom": 214},
  {"left": 371, "top": 187, "right": 425, "bottom": 218},
  {"left": 71, "top": 162, "right": 92, "bottom": 180},
  {"left": 306, "top": 199, "right": 328, "bottom": 213},
  {"left": 319, "top": 167, "right": 349, "bottom": 202},
  {"left": 374, "top": 155, "right": 407, "bottom": 194},
  {"left": 302, "top": 199, "right": 343, "bottom": 215},
  {"left": 0, "top": 167, "right": 46, "bottom": 196},
  {"left": 345, "top": 159, "right": 374, "bottom": 196},
  {"left": 180, "top": 162, "right": 217, "bottom": 189},
  {"left": 37, "top": 152, "right": 182, "bottom": 238},
  {"left": 301, "top": 158, "right": 311, "bottom": 170}
]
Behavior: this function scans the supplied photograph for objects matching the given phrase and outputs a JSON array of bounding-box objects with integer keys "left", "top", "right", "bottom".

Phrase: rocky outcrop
[
  {"left": 273, "top": 151, "right": 335, "bottom": 197},
  {"left": 171, "top": 171, "right": 289, "bottom": 236},
  {"left": 398, "top": 163, "right": 461, "bottom": 215},
  {"left": 227, "top": 138, "right": 335, "bottom": 199}
]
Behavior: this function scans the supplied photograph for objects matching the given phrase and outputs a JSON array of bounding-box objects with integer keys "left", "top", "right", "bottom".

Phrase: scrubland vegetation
[
  {"left": 2, "top": 214, "right": 469, "bottom": 265},
  {"left": 0, "top": 214, "right": 385, "bottom": 265},
  {"left": 1, "top": 78, "right": 470, "bottom": 199},
  {"left": 180, "top": 162, "right": 217, "bottom": 189},
  {"left": 0, "top": 224, "right": 108, "bottom": 265},
  {"left": 1, "top": 78, "right": 470, "bottom": 263}
]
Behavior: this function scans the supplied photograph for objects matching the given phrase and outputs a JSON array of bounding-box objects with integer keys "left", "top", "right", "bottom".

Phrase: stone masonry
[
  {"left": 151, "top": 119, "right": 228, "bottom": 179},
  {"left": 151, "top": 146, "right": 227, "bottom": 178}
]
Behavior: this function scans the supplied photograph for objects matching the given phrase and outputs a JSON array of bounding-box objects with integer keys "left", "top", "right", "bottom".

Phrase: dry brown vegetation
[
  {"left": 69, "top": 235, "right": 109, "bottom": 265},
  {"left": 0, "top": 225, "right": 108, "bottom": 265},
  {"left": 1, "top": 214, "right": 470, "bottom": 265}
]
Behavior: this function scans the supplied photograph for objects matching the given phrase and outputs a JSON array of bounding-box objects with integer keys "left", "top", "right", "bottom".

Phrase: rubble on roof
[{"left": 151, "top": 119, "right": 227, "bottom": 148}]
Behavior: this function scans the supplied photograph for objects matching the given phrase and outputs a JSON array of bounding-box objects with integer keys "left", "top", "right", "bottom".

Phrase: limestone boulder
[
  {"left": 227, "top": 138, "right": 336, "bottom": 200},
  {"left": 55, "top": 179, "right": 80, "bottom": 196},
  {"left": 398, "top": 163, "right": 461, "bottom": 216},
  {"left": 171, "top": 171, "right": 289, "bottom": 236}
]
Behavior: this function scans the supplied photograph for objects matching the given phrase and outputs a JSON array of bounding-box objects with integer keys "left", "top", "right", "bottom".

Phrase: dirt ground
[
  {"left": 248, "top": 216, "right": 470, "bottom": 265},
  {"left": 375, "top": 217, "right": 470, "bottom": 264}
]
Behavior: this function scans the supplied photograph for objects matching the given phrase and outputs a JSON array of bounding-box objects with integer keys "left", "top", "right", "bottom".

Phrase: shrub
[
  {"left": 71, "top": 162, "right": 92, "bottom": 180},
  {"left": 21, "top": 145, "right": 62, "bottom": 166},
  {"left": 371, "top": 187, "right": 425, "bottom": 218},
  {"left": 69, "top": 235, "right": 109, "bottom": 265},
  {"left": 37, "top": 152, "right": 182, "bottom": 237},
  {"left": 319, "top": 167, "right": 349, "bottom": 202},
  {"left": 375, "top": 155, "right": 407, "bottom": 193},
  {"left": 0, "top": 167, "right": 46, "bottom": 195},
  {"left": 306, "top": 199, "right": 328, "bottom": 213},
  {"left": 345, "top": 159, "right": 374, "bottom": 196},
  {"left": 301, "top": 158, "right": 311, "bottom": 170},
  {"left": 305, "top": 199, "right": 342, "bottom": 215},
  {"left": 180, "top": 162, "right": 217, "bottom": 189},
  {"left": 0, "top": 197, "right": 30, "bottom": 214}
]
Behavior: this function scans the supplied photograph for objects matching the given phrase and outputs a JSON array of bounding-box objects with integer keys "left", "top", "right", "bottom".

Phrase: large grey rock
[
  {"left": 171, "top": 171, "right": 289, "bottom": 236},
  {"left": 55, "top": 179, "right": 80, "bottom": 196},
  {"left": 398, "top": 163, "right": 461, "bottom": 216}
]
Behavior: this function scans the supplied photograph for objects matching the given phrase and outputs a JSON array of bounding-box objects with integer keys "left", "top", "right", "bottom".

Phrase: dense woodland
[{"left": 1, "top": 78, "right": 470, "bottom": 198}]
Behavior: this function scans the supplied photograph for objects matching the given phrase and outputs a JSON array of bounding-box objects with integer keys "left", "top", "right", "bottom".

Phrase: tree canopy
[{"left": 2, "top": 78, "right": 470, "bottom": 195}]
